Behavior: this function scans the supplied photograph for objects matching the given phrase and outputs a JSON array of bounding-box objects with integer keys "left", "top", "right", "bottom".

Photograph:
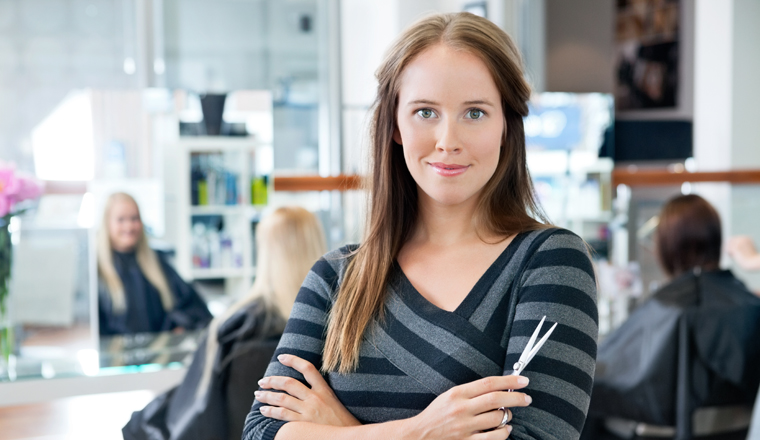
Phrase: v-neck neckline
[{"left": 392, "top": 232, "right": 527, "bottom": 319}]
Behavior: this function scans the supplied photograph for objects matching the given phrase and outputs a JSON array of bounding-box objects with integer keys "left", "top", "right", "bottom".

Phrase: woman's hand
[
  {"left": 255, "top": 354, "right": 361, "bottom": 427},
  {"left": 403, "top": 375, "right": 532, "bottom": 440},
  {"left": 728, "top": 236, "right": 760, "bottom": 271}
]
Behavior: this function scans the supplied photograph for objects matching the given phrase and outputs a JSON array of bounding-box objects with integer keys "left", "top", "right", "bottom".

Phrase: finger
[
  {"left": 258, "top": 375, "right": 311, "bottom": 400},
  {"left": 259, "top": 404, "right": 302, "bottom": 422},
  {"left": 472, "top": 407, "right": 512, "bottom": 433},
  {"left": 455, "top": 375, "right": 530, "bottom": 399},
  {"left": 254, "top": 390, "right": 304, "bottom": 414},
  {"left": 471, "top": 424, "right": 512, "bottom": 440},
  {"left": 277, "top": 354, "right": 328, "bottom": 390},
  {"left": 470, "top": 390, "right": 532, "bottom": 415}
]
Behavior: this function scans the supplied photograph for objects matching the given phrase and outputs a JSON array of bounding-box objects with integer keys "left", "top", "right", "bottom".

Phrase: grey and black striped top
[{"left": 243, "top": 228, "right": 598, "bottom": 440}]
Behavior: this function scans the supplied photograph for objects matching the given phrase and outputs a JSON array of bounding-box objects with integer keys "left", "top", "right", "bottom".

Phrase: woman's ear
[{"left": 393, "top": 127, "right": 403, "bottom": 146}]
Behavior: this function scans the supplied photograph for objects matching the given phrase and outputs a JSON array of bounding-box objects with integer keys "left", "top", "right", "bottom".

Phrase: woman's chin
[{"left": 112, "top": 240, "right": 139, "bottom": 253}]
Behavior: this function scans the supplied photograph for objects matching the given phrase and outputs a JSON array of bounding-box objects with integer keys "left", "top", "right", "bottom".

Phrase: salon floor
[{"left": 0, "top": 390, "right": 155, "bottom": 440}]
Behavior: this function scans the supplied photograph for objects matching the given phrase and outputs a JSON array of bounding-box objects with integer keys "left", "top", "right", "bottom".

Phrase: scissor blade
[
  {"left": 523, "top": 321, "right": 558, "bottom": 367},
  {"left": 519, "top": 316, "right": 546, "bottom": 363}
]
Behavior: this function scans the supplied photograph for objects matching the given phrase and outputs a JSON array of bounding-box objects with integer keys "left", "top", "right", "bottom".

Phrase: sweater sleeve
[
  {"left": 506, "top": 230, "right": 598, "bottom": 440},
  {"left": 242, "top": 251, "right": 344, "bottom": 440}
]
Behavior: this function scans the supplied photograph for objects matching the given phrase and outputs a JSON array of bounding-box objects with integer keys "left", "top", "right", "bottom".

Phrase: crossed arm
[
  {"left": 254, "top": 353, "right": 531, "bottom": 440},
  {"left": 244, "top": 232, "right": 597, "bottom": 440}
]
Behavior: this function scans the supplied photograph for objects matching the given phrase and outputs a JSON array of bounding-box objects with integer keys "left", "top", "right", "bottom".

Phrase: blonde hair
[
  {"left": 198, "top": 206, "right": 326, "bottom": 397},
  {"left": 97, "top": 192, "right": 174, "bottom": 313},
  {"left": 322, "top": 12, "right": 548, "bottom": 373}
]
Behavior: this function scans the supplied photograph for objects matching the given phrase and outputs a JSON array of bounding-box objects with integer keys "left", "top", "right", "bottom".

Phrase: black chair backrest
[{"left": 224, "top": 338, "right": 279, "bottom": 440}]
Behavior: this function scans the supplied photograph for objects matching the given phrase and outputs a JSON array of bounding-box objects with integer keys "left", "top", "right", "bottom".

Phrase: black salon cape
[
  {"left": 122, "top": 299, "right": 285, "bottom": 440},
  {"left": 98, "top": 250, "right": 212, "bottom": 335},
  {"left": 585, "top": 270, "right": 760, "bottom": 439}
]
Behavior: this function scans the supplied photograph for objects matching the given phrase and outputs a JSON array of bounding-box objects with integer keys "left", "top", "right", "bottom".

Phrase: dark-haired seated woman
[
  {"left": 98, "top": 192, "right": 212, "bottom": 335},
  {"left": 584, "top": 194, "right": 760, "bottom": 440}
]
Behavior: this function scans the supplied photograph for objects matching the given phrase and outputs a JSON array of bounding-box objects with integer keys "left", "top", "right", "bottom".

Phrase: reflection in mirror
[
  {"left": 96, "top": 192, "right": 212, "bottom": 337},
  {"left": 0, "top": 0, "right": 333, "bottom": 390}
]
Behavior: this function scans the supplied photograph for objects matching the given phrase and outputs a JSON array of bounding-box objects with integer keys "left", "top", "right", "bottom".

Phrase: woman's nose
[{"left": 436, "top": 118, "right": 462, "bottom": 154}]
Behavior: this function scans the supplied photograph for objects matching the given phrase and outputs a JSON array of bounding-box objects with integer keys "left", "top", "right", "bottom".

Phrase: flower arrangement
[
  {"left": 0, "top": 162, "right": 43, "bottom": 368},
  {"left": 0, "top": 163, "right": 43, "bottom": 217}
]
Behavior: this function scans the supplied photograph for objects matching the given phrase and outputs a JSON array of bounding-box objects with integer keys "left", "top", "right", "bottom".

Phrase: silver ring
[{"left": 496, "top": 407, "right": 510, "bottom": 429}]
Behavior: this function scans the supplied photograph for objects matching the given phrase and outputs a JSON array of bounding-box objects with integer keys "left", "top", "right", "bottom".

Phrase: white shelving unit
[
  {"left": 527, "top": 150, "right": 614, "bottom": 241},
  {"left": 171, "top": 136, "right": 272, "bottom": 298}
]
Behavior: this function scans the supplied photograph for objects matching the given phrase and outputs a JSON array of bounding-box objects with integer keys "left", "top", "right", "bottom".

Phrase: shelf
[
  {"left": 190, "top": 267, "right": 254, "bottom": 279},
  {"left": 178, "top": 136, "right": 269, "bottom": 152},
  {"left": 190, "top": 205, "right": 263, "bottom": 216}
]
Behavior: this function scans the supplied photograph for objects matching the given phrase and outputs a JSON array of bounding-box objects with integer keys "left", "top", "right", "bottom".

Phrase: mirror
[{"left": 0, "top": 0, "right": 333, "bottom": 385}]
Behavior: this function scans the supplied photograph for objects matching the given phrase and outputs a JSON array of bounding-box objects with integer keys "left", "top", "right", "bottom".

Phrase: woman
[
  {"left": 244, "top": 12, "right": 598, "bottom": 440},
  {"left": 97, "top": 192, "right": 212, "bottom": 335},
  {"left": 123, "top": 206, "right": 327, "bottom": 440},
  {"left": 585, "top": 194, "right": 760, "bottom": 439}
]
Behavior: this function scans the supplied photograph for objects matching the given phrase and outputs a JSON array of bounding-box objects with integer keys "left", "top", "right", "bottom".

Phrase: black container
[{"left": 200, "top": 93, "right": 227, "bottom": 136}]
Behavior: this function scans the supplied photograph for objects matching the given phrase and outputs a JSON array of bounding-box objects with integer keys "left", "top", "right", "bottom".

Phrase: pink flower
[
  {"left": 0, "top": 194, "right": 11, "bottom": 217},
  {"left": 13, "top": 173, "right": 43, "bottom": 201},
  {"left": 0, "top": 162, "right": 43, "bottom": 217}
]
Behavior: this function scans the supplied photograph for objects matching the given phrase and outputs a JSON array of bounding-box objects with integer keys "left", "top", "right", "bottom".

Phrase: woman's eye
[
  {"left": 417, "top": 109, "right": 434, "bottom": 119},
  {"left": 466, "top": 109, "right": 484, "bottom": 119}
]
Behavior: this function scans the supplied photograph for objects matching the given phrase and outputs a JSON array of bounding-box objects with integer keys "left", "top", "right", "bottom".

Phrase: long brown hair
[
  {"left": 97, "top": 192, "right": 174, "bottom": 313},
  {"left": 656, "top": 194, "right": 722, "bottom": 277},
  {"left": 323, "top": 12, "right": 548, "bottom": 373}
]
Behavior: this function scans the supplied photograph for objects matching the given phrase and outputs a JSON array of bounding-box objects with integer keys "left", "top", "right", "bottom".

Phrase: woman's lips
[{"left": 429, "top": 162, "right": 469, "bottom": 177}]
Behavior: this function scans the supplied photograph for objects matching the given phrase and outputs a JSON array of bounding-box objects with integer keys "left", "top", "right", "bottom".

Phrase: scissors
[
  {"left": 511, "top": 315, "right": 557, "bottom": 376},
  {"left": 505, "top": 315, "right": 557, "bottom": 397}
]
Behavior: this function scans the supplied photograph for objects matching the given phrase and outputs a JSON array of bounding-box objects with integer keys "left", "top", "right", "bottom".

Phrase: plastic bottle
[
  {"left": 207, "top": 228, "right": 221, "bottom": 268},
  {"left": 192, "top": 223, "right": 209, "bottom": 268}
]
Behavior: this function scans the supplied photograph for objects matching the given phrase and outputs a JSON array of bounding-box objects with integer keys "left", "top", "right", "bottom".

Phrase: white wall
[
  {"left": 731, "top": 0, "right": 760, "bottom": 170},
  {"left": 728, "top": 0, "right": 760, "bottom": 289}
]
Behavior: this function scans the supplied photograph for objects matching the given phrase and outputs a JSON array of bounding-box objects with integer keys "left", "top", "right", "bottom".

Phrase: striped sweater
[{"left": 243, "top": 228, "right": 598, "bottom": 440}]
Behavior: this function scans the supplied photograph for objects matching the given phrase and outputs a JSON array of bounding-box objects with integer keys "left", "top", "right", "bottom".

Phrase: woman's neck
[
  {"left": 112, "top": 245, "right": 137, "bottom": 254},
  {"left": 412, "top": 196, "right": 494, "bottom": 247}
]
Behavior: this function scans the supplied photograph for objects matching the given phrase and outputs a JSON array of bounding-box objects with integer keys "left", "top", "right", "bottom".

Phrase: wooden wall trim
[
  {"left": 612, "top": 169, "right": 760, "bottom": 187},
  {"left": 272, "top": 174, "right": 363, "bottom": 192}
]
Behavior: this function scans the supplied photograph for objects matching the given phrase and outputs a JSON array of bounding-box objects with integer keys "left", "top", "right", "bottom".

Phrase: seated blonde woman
[
  {"left": 97, "top": 192, "right": 212, "bottom": 335},
  {"left": 123, "top": 206, "right": 327, "bottom": 440}
]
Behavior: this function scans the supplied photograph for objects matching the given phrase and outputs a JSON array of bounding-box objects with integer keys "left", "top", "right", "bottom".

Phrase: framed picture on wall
[{"left": 615, "top": 0, "right": 680, "bottom": 110}]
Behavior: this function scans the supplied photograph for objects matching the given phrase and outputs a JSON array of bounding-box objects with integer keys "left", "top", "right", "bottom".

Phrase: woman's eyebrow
[
  {"left": 407, "top": 99, "right": 439, "bottom": 106},
  {"left": 463, "top": 99, "right": 496, "bottom": 107},
  {"left": 405, "top": 99, "right": 496, "bottom": 107}
]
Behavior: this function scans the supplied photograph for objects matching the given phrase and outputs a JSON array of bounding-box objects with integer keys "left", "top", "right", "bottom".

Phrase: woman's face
[
  {"left": 393, "top": 44, "right": 505, "bottom": 210},
  {"left": 108, "top": 199, "right": 143, "bottom": 253}
]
